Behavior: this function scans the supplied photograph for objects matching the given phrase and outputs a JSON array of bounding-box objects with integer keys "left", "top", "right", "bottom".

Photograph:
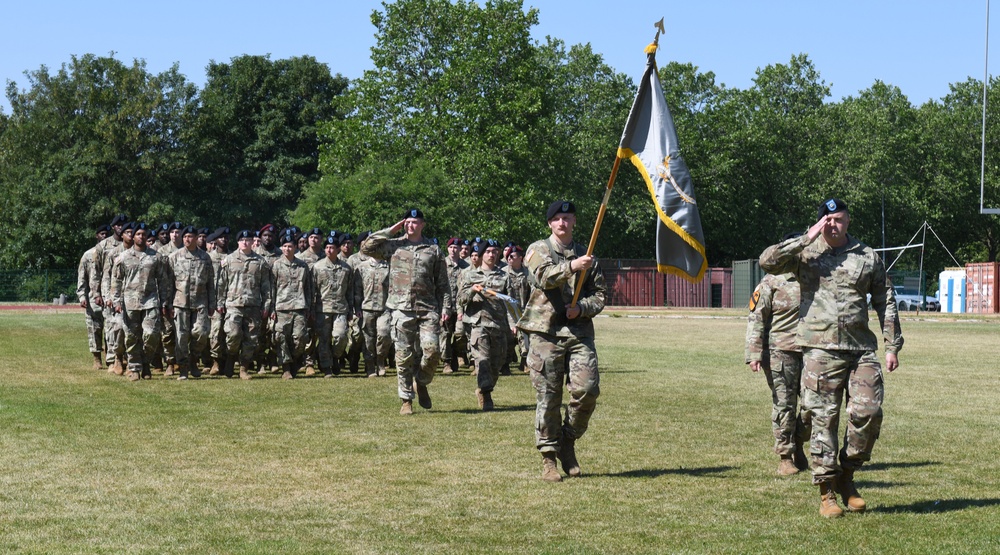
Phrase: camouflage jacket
[
  {"left": 353, "top": 253, "right": 390, "bottom": 312},
  {"left": 218, "top": 249, "right": 273, "bottom": 309},
  {"left": 111, "top": 247, "right": 171, "bottom": 311},
  {"left": 444, "top": 257, "right": 470, "bottom": 313},
  {"left": 272, "top": 255, "right": 313, "bottom": 312},
  {"left": 457, "top": 265, "right": 516, "bottom": 330},
  {"left": 169, "top": 247, "right": 216, "bottom": 310},
  {"left": 92, "top": 235, "right": 123, "bottom": 299},
  {"left": 516, "top": 235, "right": 606, "bottom": 338},
  {"left": 77, "top": 247, "right": 100, "bottom": 305},
  {"left": 255, "top": 244, "right": 281, "bottom": 266},
  {"left": 759, "top": 234, "right": 903, "bottom": 354},
  {"left": 312, "top": 255, "right": 355, "bottom": 314},
  {"left": 158, "top": 242, "right": 181, "bottom": 258},
  {"left": 296, "top": 248, "right": 323, "bottom": 268},
  {"left": 360, "top": 227, "right": 451, "bottom": 313},
  {"left": 745, "top": 273, "right": 801, "bottom": 364},
  {"left": 503, "top": 264, "right": 531, "bottom": 311}
]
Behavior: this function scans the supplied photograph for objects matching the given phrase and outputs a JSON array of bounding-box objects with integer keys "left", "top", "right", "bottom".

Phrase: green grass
[{"left": 1, "top": 310, "right": 998, "bottom": 554}]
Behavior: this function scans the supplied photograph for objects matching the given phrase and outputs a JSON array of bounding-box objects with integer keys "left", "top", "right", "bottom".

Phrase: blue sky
[{"left": 0, "top": 1, "right": 991, "bottom": 114}]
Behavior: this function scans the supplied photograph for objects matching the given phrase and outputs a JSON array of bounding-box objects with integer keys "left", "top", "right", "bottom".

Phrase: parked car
[{"left": 894, "top": 286, "right": 940, "bottom": 311}]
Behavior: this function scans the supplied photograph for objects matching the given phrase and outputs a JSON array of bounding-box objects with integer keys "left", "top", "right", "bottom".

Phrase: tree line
[{"left": 2, "top": 0, "right": 998, "bottom": 287}]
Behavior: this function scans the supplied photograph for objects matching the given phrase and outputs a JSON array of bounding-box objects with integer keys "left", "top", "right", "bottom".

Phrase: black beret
[
  {"left": 472, "top": 242, "right": 484, "bottom": 253},
  {"left": 504, "top": 241, "right": 516, "bottom": 248},
  {"left": 288, "top": 226, "right": 301, "bottom": 236},
  {"left": 236, "top": 230, "right": 253, "bottom": 240},
  {"left": 197, "top": 227, "right": 210, "bottom": 236},
  {"left": 356, "top": 231, "right": 371, "bottom": 244},
  {"left": 134, "top": 222, "right": 150, "bottom": 233},
  {"left": 431, "top": 237, "right": 439, "bottom": 245},
  {"left": 158, "top": 223, "right": 170, "bottom": 233},
  {"left": 109, "top": 214, "right": 128, "bottom": 226},
  {"left": 546, "top": 200, "right": 576, "bottom": 221},
  {"left": 307, "top": 227, "right": 323, "bottom": 237},
  {"left": 462, "top": 239, "right": 471, "bottom": 246},
  {"left": 403, "top": 208, "right": 424, "bottom": 220},
  {"left": 167, "top": 221, "right": 183, "bottom": 231},
  {"left": 206, "top": 227, "right": 230, "bottom": 242},
  {"left": 339, "top": 232, "right": 352, "bottom": 242},
  {"left": 96, "top": 224, "right": 111, "bottom": 234},
  {"left": 181, "top": 225, "right": 197, "bottom": 236},
  {"left": 122, "top": 222, "right": 136, "bottom": 232},
  {"left": 473, "top": 236, "right": 483, "bottom": 244},
  {"left": 484, "top": 239, "right": 500, "bottom": 249},
  {"left": 325, "top": 235, "right": 340, "bottom": 247},
  {"left": 279, "top": 231, "right": 298, "bottom": 246},
  {"left": 818, "top": 198, "right": 849, "bottom": 219}
]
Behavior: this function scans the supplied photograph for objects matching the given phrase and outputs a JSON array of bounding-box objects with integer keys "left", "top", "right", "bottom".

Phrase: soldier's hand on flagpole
[
  {"left": 886, "top": 352, "right": 899, "bottom": 372},
  {"left": 570, "top": 255, "right": 594, "bottom": 272},
  {"left": 566, "top": 306, "right": 582, "bottom": 319}
]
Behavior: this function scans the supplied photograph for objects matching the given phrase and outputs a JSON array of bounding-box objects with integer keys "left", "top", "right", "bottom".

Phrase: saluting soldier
[
  {"left": 111, "top": 223, "right": 172, "bottom": 381},
  {"left": 361, "top": 208, "right": 451, "bottom": 415},
  {"left": 168, "top": 225, "right": 216, "bottom": 380},
  {"left": 518, "top": 201, "right": 606, "bottom": 483},
  {"left": 271, "top": 230, "right": 314, "bottom": 379},
  {"left": 217, "top": 230, "right": 273, "bottom": 380}
]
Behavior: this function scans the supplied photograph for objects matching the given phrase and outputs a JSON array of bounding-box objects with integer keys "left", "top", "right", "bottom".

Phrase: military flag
[{"left": 617, "top": 25, "right": 707, "bottom": 281}]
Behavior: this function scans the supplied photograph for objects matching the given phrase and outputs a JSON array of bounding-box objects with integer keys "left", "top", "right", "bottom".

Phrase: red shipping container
[{"left": 965, "top": 262, "right": 999, "bottom": 314}]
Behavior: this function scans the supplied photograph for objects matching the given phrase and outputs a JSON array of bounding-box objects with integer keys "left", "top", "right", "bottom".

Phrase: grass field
[{"left": 1, "top": 309, "right": 998, "bottom": 554}]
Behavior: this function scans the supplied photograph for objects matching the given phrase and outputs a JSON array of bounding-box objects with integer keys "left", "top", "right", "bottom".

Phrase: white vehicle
[{"left": 894, "top": 285, "right": 940, "bottom": 312}]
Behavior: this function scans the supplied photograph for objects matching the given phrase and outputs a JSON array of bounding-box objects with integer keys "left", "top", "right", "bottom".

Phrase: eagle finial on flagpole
[{"left": 646, "top": 17, "right": 665, "bottom": 54}]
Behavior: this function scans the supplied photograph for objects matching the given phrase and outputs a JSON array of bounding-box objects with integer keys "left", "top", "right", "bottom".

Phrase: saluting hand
[{"left": 806, "top": 216, "right": 827, "bottom": 242}]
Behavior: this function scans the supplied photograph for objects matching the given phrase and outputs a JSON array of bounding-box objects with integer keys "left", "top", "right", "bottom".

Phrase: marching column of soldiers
[{"left": 77, "top": 212, "right": 536, "bottom": 391}]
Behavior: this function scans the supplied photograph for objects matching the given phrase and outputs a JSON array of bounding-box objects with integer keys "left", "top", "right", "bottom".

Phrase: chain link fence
[{"left": 0, "top": 269, "right": 79, "bottom": 303}]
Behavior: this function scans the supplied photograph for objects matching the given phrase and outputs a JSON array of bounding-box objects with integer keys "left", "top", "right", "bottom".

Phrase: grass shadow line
[
  {"left": 593, "top": 465, "right": 737, "bottom": 479},
  {"left": 864, "top": 460, "right": 940, "bottom": 472},
  {"left": 877, "top": 498, "right": 1000, "bottom": 514}
]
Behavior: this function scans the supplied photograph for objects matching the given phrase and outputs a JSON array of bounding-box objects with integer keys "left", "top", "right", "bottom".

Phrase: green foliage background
[{"left": 2, "top": 0, "right": 998, "bottom": 281}]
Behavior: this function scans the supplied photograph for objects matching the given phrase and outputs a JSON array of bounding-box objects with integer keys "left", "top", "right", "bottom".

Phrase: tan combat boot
[
  {"left": 837, "top": 469, "right": 866, "bottom": 513},
  {"left": 92, "top": 353, "right": 103, "bottom": 370},
  {"left": 400, "top": 399, "right": 414, "bottom": 416},
  {"left": 819, "top": 482, "right": 844, "bottom": 518},
  {"left": 559, "top": 438, "right": 581, "bottom": 477},
  {"left": 777, "top": 456, "right": 799, "bottom": 476},
  {"left": 164, "top": 363, "right": 175, "bottom": 377},
  {"left": 127, "top": 370, "right": 140, "bottom": 382},
  {"left": 541, "top": 452, "right": 562, "bottom": 483},
  {"left": 209, "top": 360, "right": 221, "bottom": 376},
  {"left": 281, "top": 363, "right": 293, "bottom": 380},
  {"left": 112, "top": 357, "right": 126, "bottom": 376},
  {"left": 304, "top": 365, "right": 316, "bottom": 377},
  {"left": 239, "top": 367, "right": 251, "bottom": 380}
]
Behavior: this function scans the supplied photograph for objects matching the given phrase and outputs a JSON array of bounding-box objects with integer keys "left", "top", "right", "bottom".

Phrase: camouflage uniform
[
  {"left": 208, "top": 248, "right": 228, "bottom": 364},
  {"left": 312, "top": 255, "right": 355, "bottom": 373},
  {"left": 95, "top": 235, "right": 126, "bottom": 367},
  {"left": 441, "top": 256, "right": 470, "bottom": 367},
  {"left": 111, "top": 246, "right": 172, "bottom": 375},
  {"left": 341, "top": 251, "right": 364, "bottom": 372},
  {"left": 760, "top": 233, "right": 903, "bottom": 485},
  {"left": 77, "top": 246, "right": 105, "bottom": 358},
  {"left": 354, "top": 253, "right": 392, "bottom": 375},
  {"left": 156, "top": 241, "right": 181, "bottom": 369},
  {"left": 218, "top": 249, "right": 273, "bottom": 370},
  {"left": 503, "top": 263, "right": 531, "bottom": 370},
  {"left": 271, "top": 255, "right": 313, "bottom": 366},
  {"left": 457, "top": 265, "right": 517, "bottom": 396},
  {"left": 516, "top": 236, "right": 606, "bottom": 454},
  {"left": 745, "top": 272, "right": 811, "bottom": 458},
  {"left": 169, "top": 247, "right": 216, "bottom": 375},
  {"left": 254, "top": 243, "right": 282, "bottom": 370},
  {"left": 361, "top": 227, "right": 451, "bottom": 401}
]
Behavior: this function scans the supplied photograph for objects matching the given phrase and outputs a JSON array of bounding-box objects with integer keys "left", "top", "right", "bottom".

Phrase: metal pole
[{"left": 983, "top": 0, "right": 1000, "bottom": 214}]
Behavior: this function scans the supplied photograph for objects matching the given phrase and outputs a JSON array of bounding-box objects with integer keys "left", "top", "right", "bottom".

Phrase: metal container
[{"left": 965, "top": 262, "right": 999, "bottom": 314}]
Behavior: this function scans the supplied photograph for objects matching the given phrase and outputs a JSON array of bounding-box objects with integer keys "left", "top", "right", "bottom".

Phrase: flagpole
[
  {"left": 570, "top": 18, "right": 664, "bottom": 308},
  {"left": 570, "top": 156, "right": 622, "bottom": 308}
]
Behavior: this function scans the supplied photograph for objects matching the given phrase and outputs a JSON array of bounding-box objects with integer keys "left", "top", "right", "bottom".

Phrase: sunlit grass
[{"left": 0, "top": 310, "right": 997, "bottom": 554}]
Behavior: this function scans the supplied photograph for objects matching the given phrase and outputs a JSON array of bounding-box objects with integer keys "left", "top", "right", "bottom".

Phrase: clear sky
[{"left": 0, "top": 0, "right": 991, "bottom": 114}]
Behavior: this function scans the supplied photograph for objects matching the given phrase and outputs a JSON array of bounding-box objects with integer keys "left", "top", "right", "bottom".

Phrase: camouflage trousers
[
  {"left": 274, "top": 309, "right": 309, "bottom": 365},
  {"left": 122, "top": 308, "right": 162, "bottom": 374},
  {"left": 104, "top": 307, "right": 125, "bottom": 365},
  {"left": 316, "top": 312, "right": 349, "bottom": 371},
  {"left": 209, "top": 311, "right": 225, "bottom": 360},
  {"left": 347, "top": 316, "right": 363, "bottom": 359},
  {"left": 801, "top": 347, "right": 884, "bottom": 485},
  {"left": 174, "top": 307, "right": 211, "bottom": 370},
  {"left": 507, "top": 329, "right": 528, "bottom": 366},
  {"left": 160, "top": 308, "right": 177, "bottom": 366},
  {"left": 390, "top": 309, "right": 440, "bottom": 400},
  {"left": 439, "top": 311, "right": 456, "bottom": 362},
  {"left": 471, "top": 325, "right": 508, "bottom": 393},
  {"left": 763, "top": 349, "right": 811, "bottom": 457},
  {"left": 224, "top": 306, "right": 263, "bottom": 367},
  {"left": 361, "top": 309, "right": 391, "bottom": 368},
  {"left": 84, "top": 304, "right": 105, "bottom": 355},
  {"left": 527, "top": 331, "right": 600, "bottom": 453}
]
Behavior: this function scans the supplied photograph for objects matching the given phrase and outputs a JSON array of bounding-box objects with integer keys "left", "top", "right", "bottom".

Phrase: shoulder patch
[
  {"left": 748, "top": 288, "right": 761, "bottom": 312},
  {"left": 524, "top": 248, "right": 536, "bottom": 266}
]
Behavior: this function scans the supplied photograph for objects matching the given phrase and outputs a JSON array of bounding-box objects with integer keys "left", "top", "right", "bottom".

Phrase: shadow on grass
[
  {"left": 877, "top": 498, "right": 1000, "bottom": 514},
  {"left": 593, "top": 465, "right": 737, "bottom": 479},
  {"left": 855, "top": 480, "right": 901, "bottom": 490},
  {"left": 443, "top": 404, "right": 536, "bottom": 415},
  {"left": 864, "top": 460, "right": 940, "bottom": 472}
]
